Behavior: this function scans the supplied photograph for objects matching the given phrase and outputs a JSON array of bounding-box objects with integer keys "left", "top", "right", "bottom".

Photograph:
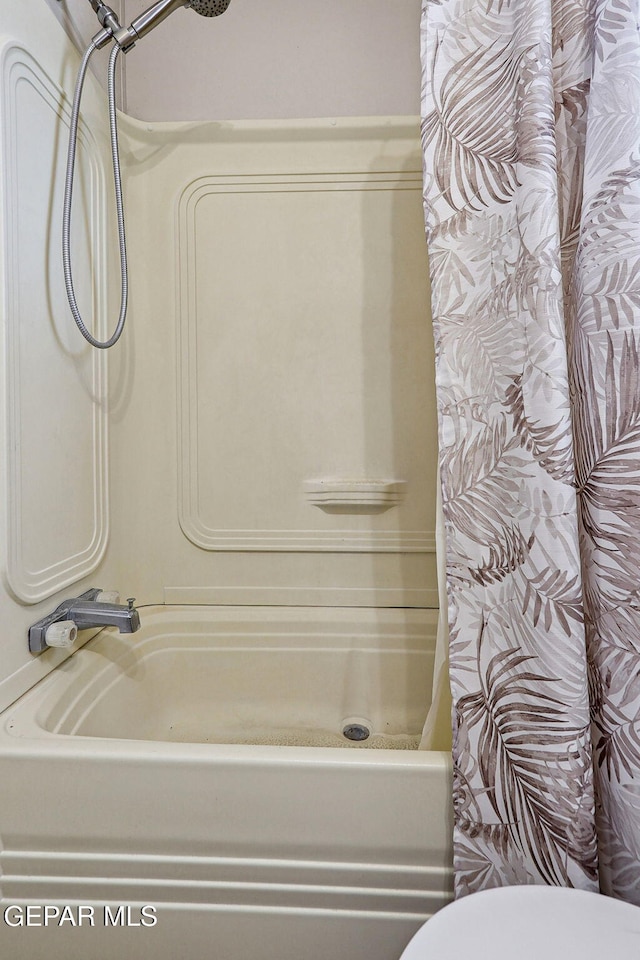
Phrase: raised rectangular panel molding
[
  {"left": 1, "top": 43, "right": 108, "bottom": 602},
  {"left": 177, "top": 160, "right": 436, "bottom": 554}
]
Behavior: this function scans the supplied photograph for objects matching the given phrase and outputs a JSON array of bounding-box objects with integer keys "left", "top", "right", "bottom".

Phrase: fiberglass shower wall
[
  {"left": 107, "top": 0, "right": 435, "bottom": 609},
  {"left": 3, "top": 0, "right": 435, "bottom": 664},
  {"left": 0, "top": 1, "right": 125, "bottom": 709}
]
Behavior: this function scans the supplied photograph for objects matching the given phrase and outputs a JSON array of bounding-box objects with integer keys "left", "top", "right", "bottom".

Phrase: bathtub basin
[{"left": 0, "top": 605, "right": 453, "bottom": 960}]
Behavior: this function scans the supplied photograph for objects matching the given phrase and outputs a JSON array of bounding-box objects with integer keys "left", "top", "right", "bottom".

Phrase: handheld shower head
[
  {"left": 112, "top": 0, "right": 232, "bottom": 49},
  {"left": 188, "top": 0, "right": 232, "bottom": 14}
]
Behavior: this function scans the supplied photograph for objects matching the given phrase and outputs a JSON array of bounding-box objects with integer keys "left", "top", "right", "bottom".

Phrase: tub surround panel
[
  {"left": 177, "top": 170, "right": 434, "bottom": 554},
  {"left": 115, "top": 115, "right": 436, "bottom": 604},
  {"left": 1, "top": 42, "right": 109, "bottom": 604},
  {"left": 163, "top": 584, "right": 438, "bottom": 607},
  {"left": 0, "top": 0, "right": 122, "bottom": 707}
]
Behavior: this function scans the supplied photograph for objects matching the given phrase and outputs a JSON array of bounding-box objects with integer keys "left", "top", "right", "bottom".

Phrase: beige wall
[{"left": 44, "top": 0, "right": 422, "bottom": 121}]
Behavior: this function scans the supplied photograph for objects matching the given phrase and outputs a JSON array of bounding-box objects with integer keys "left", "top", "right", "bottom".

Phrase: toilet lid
[{"left": 400, "top": 886, "right": 640, "bottom": 960}]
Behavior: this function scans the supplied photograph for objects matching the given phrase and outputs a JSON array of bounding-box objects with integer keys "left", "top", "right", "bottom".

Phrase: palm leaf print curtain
[{"left": 421, "top": 0, "right": 640, "bottom": 903}]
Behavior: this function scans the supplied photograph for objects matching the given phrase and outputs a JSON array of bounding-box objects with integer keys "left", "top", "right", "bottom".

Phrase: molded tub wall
[
  {"left": 1, "top": 0, "right": 435, "bottom": 699},
  {"left": 37, "top": 0, "right": 436, "bottom": 614},
  {"left": 111, "top": 111, "right": 437, "bottom": 608},
  {"left": 107, "top": 3, "right": 434, "bottom": 608},
  {"left": 0, "top": 0, "right": 126, "bottom": 709}
]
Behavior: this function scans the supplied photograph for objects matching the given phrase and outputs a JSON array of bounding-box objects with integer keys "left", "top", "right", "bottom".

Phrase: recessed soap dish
[{"left": 303, "top": 480, "right": 406, "bottom": 513}]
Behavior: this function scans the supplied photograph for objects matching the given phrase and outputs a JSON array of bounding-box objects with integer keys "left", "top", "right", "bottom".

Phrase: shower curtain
[{"left": 420, "top": 0, "right": 640, "bottom": 903}]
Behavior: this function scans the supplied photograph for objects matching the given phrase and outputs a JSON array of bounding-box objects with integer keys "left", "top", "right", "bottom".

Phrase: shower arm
[
  {"left": 85, "top": 0, "right": 190, "bottom": 51},
  {"left": 85, "top": 0, "right": 132, "bottom": 49}
]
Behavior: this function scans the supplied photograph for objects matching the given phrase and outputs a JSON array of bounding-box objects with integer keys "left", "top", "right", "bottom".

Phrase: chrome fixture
[
  {"left": 61, "top": 0, "right": 232, "bottom": 349},
  {"left": 28, "top": 588, "right": 140, "bottom": 655},
  {"left": 90, "top": 0, "right": 234, "bottom": 52}
]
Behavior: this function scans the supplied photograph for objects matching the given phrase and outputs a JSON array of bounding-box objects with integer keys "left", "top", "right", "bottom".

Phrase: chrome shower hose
[{"left": 62, "top": 40, "right": 128, "bottom": 349}]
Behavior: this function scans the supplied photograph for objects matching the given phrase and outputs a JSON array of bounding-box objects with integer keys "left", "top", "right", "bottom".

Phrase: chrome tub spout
[
  {"left": 28, "top": 588, "right": 140, "bottom": 654},
  {"left": 66, "top": 596, "right": 140, "bottom": 634}
]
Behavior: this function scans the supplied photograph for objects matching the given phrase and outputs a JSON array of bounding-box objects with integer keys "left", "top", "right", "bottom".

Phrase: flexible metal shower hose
[{"left": 62, "top": 40, "right": 128, "bottom": 349}]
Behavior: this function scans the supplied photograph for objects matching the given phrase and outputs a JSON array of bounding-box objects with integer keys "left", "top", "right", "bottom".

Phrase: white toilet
[{"left": 399, "top": 885, "right": 640, "bottom": 959}]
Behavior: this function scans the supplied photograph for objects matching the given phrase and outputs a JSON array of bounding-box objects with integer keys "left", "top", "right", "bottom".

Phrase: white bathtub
[{"left": 0, "top": 606, "right": 453, "bottom": 960}]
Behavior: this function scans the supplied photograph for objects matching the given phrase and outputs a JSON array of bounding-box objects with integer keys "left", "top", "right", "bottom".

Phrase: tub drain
[{"left": 342, "top": 723, "right": 370, "bottom": 742}]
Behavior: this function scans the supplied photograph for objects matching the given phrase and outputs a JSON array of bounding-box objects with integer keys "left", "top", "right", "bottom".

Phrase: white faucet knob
[
  {"left": 45, "top": 620, "right": 78, "bottom": 648},
  {"left": 96, "top": 590, "right": 120, "bottom": 604}
]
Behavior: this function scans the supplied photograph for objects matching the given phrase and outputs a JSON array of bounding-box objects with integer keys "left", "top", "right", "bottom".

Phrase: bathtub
[{"left": 0, "top": 605, "right": 453, "bottom": 960}]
